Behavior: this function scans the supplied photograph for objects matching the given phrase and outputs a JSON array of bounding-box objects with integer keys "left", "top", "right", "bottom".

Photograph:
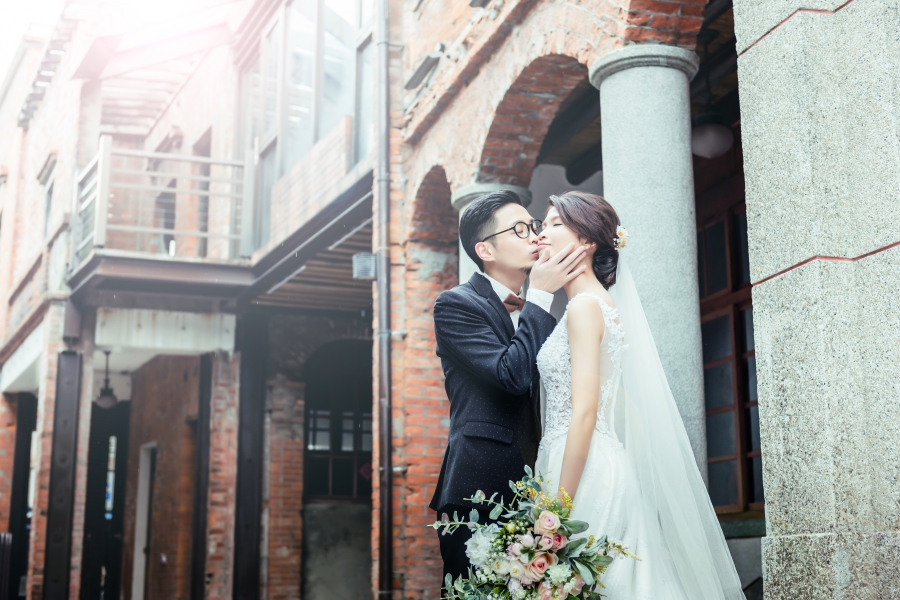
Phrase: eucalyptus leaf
[
  {"left": 469, "top": 509, "right": 479, "bottom": 523},
  {"left": 489, "top": 503, "right": 503, "bottom": 520},
  {"left": 573, "top": 560, "right": 595, "bottom": 587},
  {"left": 565, "top": 519, "right": 589, "bottom": 534},
  {"left": 445, "top": 573, "right": 453, "bottom": 588},
  {"left": 524, "top": 464, "right": 533, "bottom": 477}
]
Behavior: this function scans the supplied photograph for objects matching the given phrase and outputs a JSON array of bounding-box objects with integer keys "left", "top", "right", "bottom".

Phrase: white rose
[
  {"left": 491, "top": 559, "right": 511, "bottom": 575},
  {"left": 508, "top": 561, "right": 526, "bottom": 580}
]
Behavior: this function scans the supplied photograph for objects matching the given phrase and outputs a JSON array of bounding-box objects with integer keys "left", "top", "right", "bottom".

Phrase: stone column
[
  {"left": 734, "top": 1, "right": 900, "bottom": 597},
  {"left": 589, "top": 45, "right": 707, "bottom": 475},
  {"left": 450, "top": 182, "right": 533, "bottom": 284}
]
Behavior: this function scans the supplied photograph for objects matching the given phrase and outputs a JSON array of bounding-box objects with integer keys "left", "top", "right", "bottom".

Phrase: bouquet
[{"left": 432, "top": 466, "right": 637, "bottom": 600}]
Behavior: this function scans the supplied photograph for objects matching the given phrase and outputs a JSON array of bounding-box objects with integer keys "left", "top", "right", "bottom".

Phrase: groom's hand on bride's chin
[{"left": 529, "top": 242, "right": 586, "bottom": 294}]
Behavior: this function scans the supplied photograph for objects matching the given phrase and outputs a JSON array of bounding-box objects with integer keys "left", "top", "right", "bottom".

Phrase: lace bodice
[{"left": 537, "top": 292, "right": 627, "bottom": 451}]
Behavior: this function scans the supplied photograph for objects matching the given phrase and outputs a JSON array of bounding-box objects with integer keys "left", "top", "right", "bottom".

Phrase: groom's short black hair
[{"left": 459, "top": 190, "right": 523, "bottom": 273}]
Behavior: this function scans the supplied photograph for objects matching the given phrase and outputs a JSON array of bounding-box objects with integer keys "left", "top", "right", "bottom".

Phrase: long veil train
[{"left": 608, "top": 260, "right": 745, "bottom": 599}]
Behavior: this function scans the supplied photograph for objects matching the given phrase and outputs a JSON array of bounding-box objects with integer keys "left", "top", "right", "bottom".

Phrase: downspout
[{"left": 375, "top": 0, "right": 393, "bottom": 592}]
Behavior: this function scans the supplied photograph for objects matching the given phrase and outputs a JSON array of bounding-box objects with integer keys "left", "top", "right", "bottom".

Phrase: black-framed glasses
[{"left": 481, "top": 220, "right": 543, "bottom": 242}]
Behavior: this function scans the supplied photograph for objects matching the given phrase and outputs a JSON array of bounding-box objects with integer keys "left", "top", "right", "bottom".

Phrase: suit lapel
[{"left": 468, "top": 273, "right": 515, "bottom": 339}]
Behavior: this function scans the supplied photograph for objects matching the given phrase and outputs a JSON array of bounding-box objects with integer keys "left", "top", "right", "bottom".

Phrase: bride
[{"left": 533, "top": 191, "right": 745, "bottom": 599}]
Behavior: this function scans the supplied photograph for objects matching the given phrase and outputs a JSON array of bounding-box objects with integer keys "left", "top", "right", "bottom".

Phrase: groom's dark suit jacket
[{"left": 430, "top": 273, "right": 557, "bottom": 512}]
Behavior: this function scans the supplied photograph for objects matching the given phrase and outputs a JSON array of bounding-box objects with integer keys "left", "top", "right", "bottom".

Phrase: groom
[{"left": 430, "top": 190, "right": 585, "bottom": 583}]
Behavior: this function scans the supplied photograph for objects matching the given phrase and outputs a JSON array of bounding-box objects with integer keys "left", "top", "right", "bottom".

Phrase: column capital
[
  {"left": 450, "top": 182, "right": 532, "bottom": 212},
  {"left": 589, "top": 45, "right": 699, "bottom": 89}
]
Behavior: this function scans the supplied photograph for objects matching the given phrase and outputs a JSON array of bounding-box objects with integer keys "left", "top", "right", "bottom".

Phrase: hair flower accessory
[{"left": 614, "top": 225, "right": 628, "bottom": 250}]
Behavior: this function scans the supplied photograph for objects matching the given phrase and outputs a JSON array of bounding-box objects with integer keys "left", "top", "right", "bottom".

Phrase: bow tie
[{"left": 503, "top": 293, "right": 525, "bottom": 313}]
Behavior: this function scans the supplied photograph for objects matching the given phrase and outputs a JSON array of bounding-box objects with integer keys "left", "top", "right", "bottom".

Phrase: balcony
[{"left": 68, "top": 136, "right": 255, "bottom": 308}]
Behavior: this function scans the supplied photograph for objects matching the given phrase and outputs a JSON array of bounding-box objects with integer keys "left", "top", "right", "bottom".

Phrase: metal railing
[{"left": 72, "top": 135, "right": 254, "bottom": 267}]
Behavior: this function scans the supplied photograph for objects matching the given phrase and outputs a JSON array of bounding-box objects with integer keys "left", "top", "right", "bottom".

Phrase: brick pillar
[
  {"left": 25, "top": 301, "right": 66, "bottom": 600},
  {"left": 205, "top": 351, "right": 241, "bottom": 600}
]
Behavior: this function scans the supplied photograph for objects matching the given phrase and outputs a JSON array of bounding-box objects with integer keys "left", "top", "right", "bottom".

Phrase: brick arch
[
  {"left": 397, "top": 165, "right": 457, "bottom": 598},
  {"left": 474, "top": 54, "right": 588, "bottom": 188}
]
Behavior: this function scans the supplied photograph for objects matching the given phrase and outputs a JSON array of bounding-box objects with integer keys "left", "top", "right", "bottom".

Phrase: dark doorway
[
  {"left": 80, "top": 402, "right": 130, "bottom": 600},
  {"left": 302, "top": 340, "right": 372, "bottom": 600},
  {"left": 8, "top": 393, "right": 37, "bottom": 599}
]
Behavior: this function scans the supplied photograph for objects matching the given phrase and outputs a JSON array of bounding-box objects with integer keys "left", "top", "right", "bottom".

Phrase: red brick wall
[
  {"left": 25, "top": 301, "right": 66, "bottom": 600},
  {"left": 263, "top": 313, "right": 373, "bottom": 600},
  {"left": 121, "top": 355, "right": 201, "bottom": 600},
  {"left": 205, "top": 351, "right": 241, "bottom": 600},
  {"left": 0, "top": 395, "right": 19, "bottom": 528}
]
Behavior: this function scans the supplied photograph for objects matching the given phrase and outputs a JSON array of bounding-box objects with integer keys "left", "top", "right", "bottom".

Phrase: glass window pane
[
  {"left": 342, "top": 432, "right": 354, "bottom": 451},
  {"left": 704, "top": 362, "right": 734, "bottom": 411},
  {"left": 740, "top": 307, "right": 755, "bottom": 352},
  {"left": 284, "top": 0, "right": 316, "bottom": 168},
  {"left": 706, "top": 411, "right": 736, "bottom": 458},
  {"left": 706, "top": 220, "right": 728, "bottom": 294},
  {"left": 306, "top": 457, "right": 329, "bottom": 495},
  {"left": 241, "top": 63, "right": 261, "bottom": 149},
  {"left": 332, "top": 458, "right": 354, "bottom": 495},
  {"left": 701, "top": 314, "right": 732, "bottom": 363},
  {"left": 697, "top": 230, "right": 706, "bottom": 298},
  {"left": 751, "top": 456, "right": 764, "bottom": 504},
  {"left": 319, "top": 0, "right": 356, "bottom": 138},
  {"left": 745, "top": 356, "right": 758, "bottom": 402},
  {"left": 708, "top": 460, "right": 739, "bottom": 506},
  {"left": 355, "top": 41, "right": 374, "bottom": 162},
  {"left": 256, "top": 144, "right": 277, "bottom": 246},
  {"left": 262, "top": 23, "right": 282, "bottom": 138},
  {"left": 747, "top": 405, "right": 761, "bottom": 452},
  {"left": 735, "top": 211, "right": 751, "bottom": 285}
]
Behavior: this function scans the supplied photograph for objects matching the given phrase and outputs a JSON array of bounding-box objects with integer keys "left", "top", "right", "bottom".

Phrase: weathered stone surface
[
  {"left": 762, "top": 531, "right": 900, "bottom": 600},
  {"left": 754, "top": 246, "right": 900, "bottom": 539},
  {"left": 737, "top": 0, "right": 900, "bottom": 281},
  {"left": 733, "top": 0, "right": 849, "bottom": 53}
]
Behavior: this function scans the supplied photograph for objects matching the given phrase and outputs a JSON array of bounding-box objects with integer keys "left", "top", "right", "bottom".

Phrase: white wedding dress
[{"left": 534, "top": 263, "right": 745, "bottom": 600}]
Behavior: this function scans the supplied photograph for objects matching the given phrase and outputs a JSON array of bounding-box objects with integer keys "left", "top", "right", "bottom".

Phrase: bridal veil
[{"left": 609, "top": 260, "right": 745, "bottom": 600}]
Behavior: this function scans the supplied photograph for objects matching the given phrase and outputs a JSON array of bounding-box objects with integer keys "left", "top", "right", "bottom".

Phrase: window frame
[{"left": 698, "top": 202, "right": 760, "bottom": 515}]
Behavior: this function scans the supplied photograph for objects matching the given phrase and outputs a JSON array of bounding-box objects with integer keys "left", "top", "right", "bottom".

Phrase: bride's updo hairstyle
[{"left": 547, "top": 191, "right": 621, "bottom": 289}]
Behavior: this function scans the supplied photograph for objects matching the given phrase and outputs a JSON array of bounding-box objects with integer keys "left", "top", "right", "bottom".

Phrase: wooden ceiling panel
[{"left": 252, "top": 223, "right": 374, "bottom": 312}]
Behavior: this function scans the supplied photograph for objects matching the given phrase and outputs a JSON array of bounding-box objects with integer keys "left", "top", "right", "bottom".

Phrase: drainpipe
[{"left": 375, "top": 0, "right": 393, "bottom": 592}]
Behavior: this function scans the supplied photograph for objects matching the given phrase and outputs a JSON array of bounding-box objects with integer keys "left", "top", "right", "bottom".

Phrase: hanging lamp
[
  {"left": 96, "top": 350, "right": 118, "bottom": 409},
  {"left": 691, "top": 29, "right": 734, "bottom": 159}
]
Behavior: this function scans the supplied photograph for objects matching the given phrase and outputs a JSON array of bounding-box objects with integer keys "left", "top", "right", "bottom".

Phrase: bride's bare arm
[{"left": 557, "top": 296, "right": 606, "bottom": 499}]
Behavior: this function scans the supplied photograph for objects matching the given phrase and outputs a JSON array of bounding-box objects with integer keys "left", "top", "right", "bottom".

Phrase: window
[
  {"left": 305, "top": 409, "right": 373, "bottom": 500},
  {"left": 698, "top": 204, "right": 761, "bottom": 513},
  {"left": 240, "top": 0, "right": 374, "bottom": 248}
]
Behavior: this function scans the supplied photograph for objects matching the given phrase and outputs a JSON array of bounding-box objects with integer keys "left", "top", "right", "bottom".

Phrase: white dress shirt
[{"left": 479, "top": 273, "right": 555, "bottom": 329}]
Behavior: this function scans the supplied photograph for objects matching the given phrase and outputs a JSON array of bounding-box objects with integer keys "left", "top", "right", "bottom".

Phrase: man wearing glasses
[{"left": 429, "top": 190, "right": 586, "bottom": 587}]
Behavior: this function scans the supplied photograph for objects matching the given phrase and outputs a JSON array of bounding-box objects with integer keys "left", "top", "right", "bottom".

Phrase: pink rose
[
  {"left": 533, "top": 510, "right": 561, "bottom": 535},
  {"left": 551, "top": 533, "right": 568, "bottom": 550},
  {"left": 573, "top": 574, "right": 586, "bottom": 592},
  {"left": 508, "top": 578, "right": 522, "bottom": 593},
  {"left": 508, "top": 542, "right": 523, "bottom": 557},
  {"left": 525, "top": 552, "right": 556, "bottom": 581},
  {"left": 539, "top": 581, "right": 554, "bottom": 600},
  {"left": 538, "top": 535, "right": 554, "bottom": 551},
  {"left": 519, "top": 533, "right": 535, "bottom": 548}
]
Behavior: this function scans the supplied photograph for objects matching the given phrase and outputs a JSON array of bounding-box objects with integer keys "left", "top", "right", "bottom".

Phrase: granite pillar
[
  {"left": 589, "top": 45, "right": 707, "bottom": 474},
  {"left": 734, "top": 0, "right": 900, "bottom": 596}
]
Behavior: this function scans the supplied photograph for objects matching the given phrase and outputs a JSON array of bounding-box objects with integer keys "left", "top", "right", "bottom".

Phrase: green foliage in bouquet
[{"left": 431, "top": 466, "right": 638, "bottom": 600}]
